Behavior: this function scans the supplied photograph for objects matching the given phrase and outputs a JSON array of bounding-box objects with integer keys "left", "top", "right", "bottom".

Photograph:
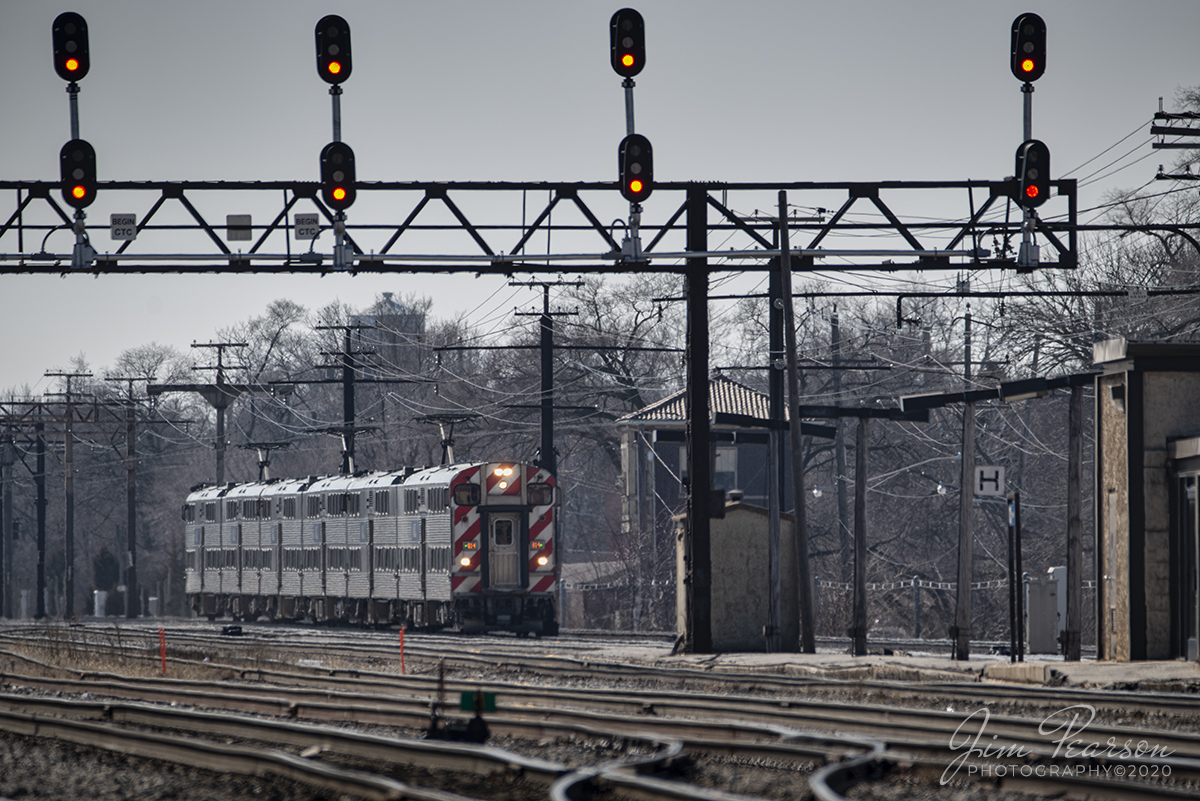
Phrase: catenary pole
[{"left": 778, "top": 191, "right": 816, "bottom": 653}]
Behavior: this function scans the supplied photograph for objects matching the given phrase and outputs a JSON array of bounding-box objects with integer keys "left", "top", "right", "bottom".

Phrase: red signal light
[
  {"left": 60, "top": 139, "right": 97, "bottom": 209},
  {"left": 1010, "top": 13, "right": 1046, "bottom": 82},
  {"left": 610, "top": 9, "right": 645, "bottom": 78},
  {"left": 619, "top": 133, "right": 653, "bottom": 203},
  {"left": 320, "top": 141, "right": 357, "bottom": 210},
  {"left": 1014, "top": 139, "right": 1050, "bottom": 209},
  {"left": 316, "top": 15, "right": 352, "bottom": 85},
  {"left": 53, "top": 13, "right": 90, "bottom": 82}
]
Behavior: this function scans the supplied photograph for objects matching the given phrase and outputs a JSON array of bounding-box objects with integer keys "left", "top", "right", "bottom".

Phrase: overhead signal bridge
[{"left": 0, "top": 179, "right": 1078, "bottom": 273}]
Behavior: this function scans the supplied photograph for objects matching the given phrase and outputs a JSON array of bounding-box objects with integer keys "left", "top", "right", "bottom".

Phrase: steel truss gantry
[{"left": 0, "top": 178, "right": 1078, "bottom": 273}]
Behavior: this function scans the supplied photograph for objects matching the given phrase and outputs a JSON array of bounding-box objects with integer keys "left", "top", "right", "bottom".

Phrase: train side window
[
  {"left": 204, "top": 503, "right": 217, "bottom": 522},
  {"left": 306, "top": 496, "right": 322, "bottom": 518},
  {"left": 375, "top": 491, "right": 391, "bottom": 515},
  {"left": 453, "top": 483, "right": 480, "bottom": 506},
  {"left": 226, "top": 501, "right": 239, "bottom": 520},
  {"left": 528, "top": 483, "right": 553, "bottom": 506}
]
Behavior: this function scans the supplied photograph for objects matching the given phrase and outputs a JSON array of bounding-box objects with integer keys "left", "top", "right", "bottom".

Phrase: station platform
[{"left": 611, "top": 646, "right": 1200, "bottom": 691}]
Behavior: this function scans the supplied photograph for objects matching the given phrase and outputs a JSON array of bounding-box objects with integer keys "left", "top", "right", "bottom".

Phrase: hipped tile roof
[{"left": 617, "top": 373, "right": 783, "bottom": 426}]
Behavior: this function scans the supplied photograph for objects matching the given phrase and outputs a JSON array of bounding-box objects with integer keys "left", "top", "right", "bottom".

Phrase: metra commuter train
[{"left": 183, "top": 461, "right": 558, "bottom": 635}]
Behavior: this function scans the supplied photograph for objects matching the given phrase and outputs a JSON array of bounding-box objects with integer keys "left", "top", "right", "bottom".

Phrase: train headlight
[
  {"left": 498, "top": 481, "right": 508, "bottom": 489},
  {"left": 459, "top": 556, "right": 472, "bottom": 568},
  {"left": 537, "top": 556, "right": 549, "bottom": 566}
]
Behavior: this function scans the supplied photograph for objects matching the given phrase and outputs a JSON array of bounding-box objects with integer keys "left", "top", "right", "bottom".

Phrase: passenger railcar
[{"left": 183, "top": 461, "right": 558, "bottom": 635}]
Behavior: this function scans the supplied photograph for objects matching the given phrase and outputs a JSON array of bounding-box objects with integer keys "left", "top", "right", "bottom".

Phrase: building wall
[
  {"left": 1098, "top": 360, "right": 1200, "bottom": 661},
  {"left": 1143, "top": 372, "right": 1200, "bottom": 658},
  {"left": 1098, "top": 372, "right": 1130, "bottom": 660},
  {"left": 675, "top": 503, "right": 798, "bottom": 652}
]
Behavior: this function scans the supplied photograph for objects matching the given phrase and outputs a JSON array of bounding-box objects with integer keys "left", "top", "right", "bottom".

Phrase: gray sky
[{"left": 1, "top": 0, "right": 1196, "bottom": 392}]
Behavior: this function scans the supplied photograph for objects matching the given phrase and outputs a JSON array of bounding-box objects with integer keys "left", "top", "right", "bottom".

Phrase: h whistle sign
[{"left": 974, "top": 465, "right": 1005, "bottom": 497}]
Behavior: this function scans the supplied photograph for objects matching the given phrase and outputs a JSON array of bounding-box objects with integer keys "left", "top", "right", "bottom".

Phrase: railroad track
[
  {"left": 0, "top": 623, "right": 1194, "bottom": 725},
  {"left": 3, "top": 622, "right": 1197, "bottom": 799}
]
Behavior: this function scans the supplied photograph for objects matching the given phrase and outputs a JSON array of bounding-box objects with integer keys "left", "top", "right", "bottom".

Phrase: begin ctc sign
[{"left": 974, "top": 465, "right": 1005, "bottom": 497}]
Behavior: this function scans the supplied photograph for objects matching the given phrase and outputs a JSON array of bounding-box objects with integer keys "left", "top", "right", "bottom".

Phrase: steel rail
[
  {"left": 6, "top": 640, "right": 1200, "bottom": 800},
  {"left": 3, "top": 628, "right": 1199, "bottom": 723},
  {"left": 0, "top": 690, "right": 871, "bottom": 801},
  {"left": 6, "top": 654, "right": 1200, "bottom": 784},
  {"left": 0, "top": 703, "right": 469, "bottom": 801}
]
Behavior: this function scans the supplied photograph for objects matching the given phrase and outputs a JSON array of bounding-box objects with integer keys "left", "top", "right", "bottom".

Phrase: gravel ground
[{"left": 0, "top": 729, "right": 365, "bottom": 801}]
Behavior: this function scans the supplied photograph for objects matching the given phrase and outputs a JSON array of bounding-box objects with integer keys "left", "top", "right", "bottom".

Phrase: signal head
[
  {"left": 316, "top": 15, "right": 353, "bottom": 85},
  {"left": 320, "top": 141, "right": 357, "bottom": 211},
  {"left": 1010, "top": 12, "right": 1046, "bottom": 82},
  {"left": 52, "top": 12, "right": 90, "bottom": 82},
  {"left": 610, "top": 8, "right": 645, "bottom": 78},
  {"left": 1013, "top": 139, "right": 1050, "bottom": 209},
  {"left": 619, "top": 133, "right": 653, "bottom": 203},
  {"left": 60, "top": 139, "right": 97, "bottom": 210}
]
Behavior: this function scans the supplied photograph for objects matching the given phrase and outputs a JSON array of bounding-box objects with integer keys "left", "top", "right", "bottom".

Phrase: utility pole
[
  {"left": 1065, "top": 382, "right": 1084, "bottom": 660},
  {"left": 1, "top": 432, "right": 13, "bottom": 619},
  {"left": 685, "top": 186, "right": 713, "bottom": 653},
  {"left": 767, "top": 242, "right": 786, "bottom": 652},
  {"left": 315, "top": 325, "right": 372, "bottom": 474},
  {"left": 831, "top": 309, "right": 852, "bottom": 575},
  {"left": 303, "top": 323, "right": 429, "bottom": 474},
  {"left": 852, "top": 416, "right": 869, "bottom": 656},
  {"left": 104, "top": 375, "right": 149, "bottom": 619},
  {"left": 954, "top": 308, "right": 976, "bottom": 661},
  {"left": 191, "top": 342, "right": 246, "bottom": 485},
  {"left": 45, "top": 370, "right": 91, "bottom": 619},
  {"left": 511, "top": 280, "right": 585, "bottom": 477},
  {"left": 778, "top": 191, "right": 816, "bottom": 654},
  {"left": 149, "top": 343, "right": 251, "bottom": 486},
  {"left": 34, "top": 409, "right": 47, "bottom": 619}
]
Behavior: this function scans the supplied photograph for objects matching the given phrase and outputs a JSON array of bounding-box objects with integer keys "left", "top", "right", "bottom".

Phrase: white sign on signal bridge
[
  {"left": 110, "top": 214, "right": 137, "bottom": 241},
  {"left": 294, "top": 214, "right": 321, "bottom": 240},
  {"left": 974, "top": 465, "right": 1006, "bottom": 497}
]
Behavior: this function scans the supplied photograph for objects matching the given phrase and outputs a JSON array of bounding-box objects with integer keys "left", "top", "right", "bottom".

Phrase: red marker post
[
  {"left": 399, "top": 626, "right": 406, "bottom": 675},
  {"left": 158, "top": 628, "right": 167, "bottom": 675}
]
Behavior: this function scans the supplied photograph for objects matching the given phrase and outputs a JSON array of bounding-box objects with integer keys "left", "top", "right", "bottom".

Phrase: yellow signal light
[
  {"left": 328, "top": 61, "right": 342, "bottom": 75},
  {"left": 71, "top": 185, "right": 87, "bottom": 200},
  {"left": 65, "top": 58, "right": 80, "bottom": 72},
  {"left": 1021, "top": 58, "right": 1035, "bottom": 73},
  {"left": 629, "top": 179, "right": 644, "bottom": 195},
  {"left": 621, "top": 53, "right": 635, "bottom": 68},
  {"left": 332, "top": 187, "right": 347, "bottom": 201}
]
